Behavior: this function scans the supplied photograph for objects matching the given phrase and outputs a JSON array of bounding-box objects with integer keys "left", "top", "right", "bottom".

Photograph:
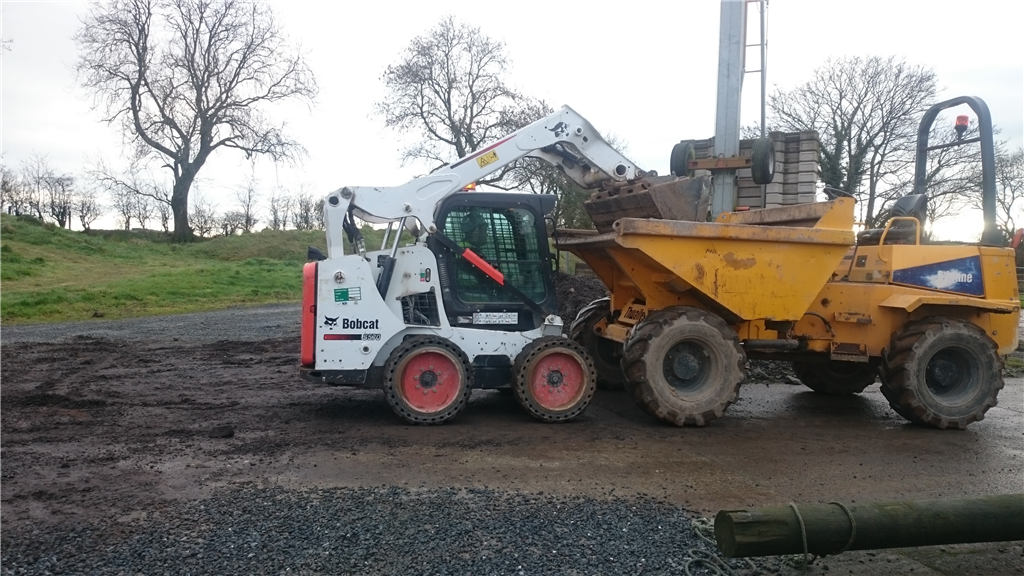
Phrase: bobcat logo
[
  {"left": 323, "top": 316, "right": 338, "bottom": 327},
  {"left": 547, "top": 122, "right": 568, "bottom": 138}
]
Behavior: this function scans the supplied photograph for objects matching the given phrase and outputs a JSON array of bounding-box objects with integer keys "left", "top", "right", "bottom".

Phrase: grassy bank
[{"left": 0, "top": 215, "right": 328, "bottom": 324}]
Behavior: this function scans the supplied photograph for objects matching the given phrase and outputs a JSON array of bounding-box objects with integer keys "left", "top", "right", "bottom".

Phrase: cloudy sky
[{"left": 2, "top": 0, "right": 1022, "bottom": 232}]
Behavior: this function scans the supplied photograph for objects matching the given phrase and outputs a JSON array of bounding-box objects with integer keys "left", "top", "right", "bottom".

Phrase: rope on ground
[
  {"left": 828, "top": 500, "right": 857, "bottom": 553},
  {"left": 682, "top": 517, "right": 759, "bottom": 576}
]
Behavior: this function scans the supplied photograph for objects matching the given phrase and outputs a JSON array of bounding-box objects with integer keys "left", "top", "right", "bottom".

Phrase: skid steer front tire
[
  {"left": 881, "top": 317, "right": 1003, "bottom": 429},
  {"left": 622, "top": 307, "right": 745, "bottom": 427},
  {"left": 512, "top": 336, "right": 596, "bottom": 423},
  {"left": 569, "top": 298, "right": 626, "bottom": 390}
]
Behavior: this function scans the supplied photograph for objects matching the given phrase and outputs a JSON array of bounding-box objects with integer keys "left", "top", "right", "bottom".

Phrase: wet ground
[{"left": 1, "top": 307, "right": 1022, "bottom": 575}]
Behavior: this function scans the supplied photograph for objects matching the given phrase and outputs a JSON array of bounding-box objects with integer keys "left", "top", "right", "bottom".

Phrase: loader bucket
[
  {"left": 584, "top": 175, "right": 711, "bottom": 233},
  {"left": 557, "top": 198, "right": 857, "bottom": 322}
]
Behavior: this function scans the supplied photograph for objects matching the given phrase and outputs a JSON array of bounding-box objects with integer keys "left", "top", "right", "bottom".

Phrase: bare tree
[
  {"left": 74, "top": 188, "right": 104, "bottom": 231},
  {"left": 131, "top": 193, "right": 156, "bottom": 229},
  {"left": 108, "top": 184, "right": 135, "bottom": 230},
  {"left": 1, "top": 163, "right": 29, "bottom": 216},
  {"left": 188, "top": 191, "right": 217, "bottom": 238},
  {"left": 267, "top": 188, "right": 292, "bottom": 230},
  {"left": 377, "top": 16, "right": 549, "bottom": 187},
  {"left": 291, "top": 191, "right": 317, "bottom": 231},
  {"left": 46, "top": 174, "right": 76, "bottom": 228},
  {"left": 767, "top": 56, "right": 936, "bottom": 227},
  {"left": 981, "top": 147, "right": 1024, "bottom": 241},
  {"left": 218, "top": 210, "right": 245, "bottom": 236},
  {"left": 75, "top": 0, "right": 317, "bottom": 241},
  {"left": 154, "top": 188, "right": 173, "bottom": 232},
  {"left": 20, "top": 154, "right": 53, "bottom": 220},
  {"left": 236, "top": 181, "right": 260, "bottom": 233}
]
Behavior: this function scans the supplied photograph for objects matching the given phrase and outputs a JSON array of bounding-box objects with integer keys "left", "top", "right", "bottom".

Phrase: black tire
[
  {"left": 751, "top": 137, "right": 776, "bottom": 185},
  {"left": 670, "top": 142, "right": 696, "bottom": 178},
  {"left": 383, "top": 336, "right": 472, "bottom": 425},
  {"left": 621, "top": 307, "right": 746, "bottom": 426},
  {"left": 792, "top": 360, "right": 879, "bottom": 395},
  {"left": 569, "top": 298, "right": 626, "bottom": 390},
  {"left": 512, "top": 336, "right": 596, "bottom": 422},
  {"left": 881, "top": 317, "right": 1004, "bottom": 429}
]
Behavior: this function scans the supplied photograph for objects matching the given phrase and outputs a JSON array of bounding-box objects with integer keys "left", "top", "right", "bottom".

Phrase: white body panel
[{"left": 313, "top": 244, "right": 561, "bottom": 371}]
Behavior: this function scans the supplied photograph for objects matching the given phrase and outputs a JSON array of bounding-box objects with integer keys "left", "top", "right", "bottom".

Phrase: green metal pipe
[{"left": 715, "top": 494, "right": 1024, "bottom": 558}]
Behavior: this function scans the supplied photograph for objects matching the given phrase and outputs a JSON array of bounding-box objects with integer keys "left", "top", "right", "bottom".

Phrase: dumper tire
[
  {"left": 569, "top": 298, "right": 626, "bottom": 390},
  {"left": 621, "top": 307, "right": 746, "bottom": 426},
  {"left": 512, "top": 336, "right": 596, "bottom": 423},
  {"left": 792, "top": 360, "right": 879, "bottom": 395},
  {"left": 881, "top": 317, "right": 1003, "bottom": 429},
  {"left": 751, "top": 137, "right": 776, "bottom": 185},
  {"left": 670, "top": 142, "right": 696, "bottom": 178},
  {"left": 383, "top": 336, "right": 472, "bottom": 425}
]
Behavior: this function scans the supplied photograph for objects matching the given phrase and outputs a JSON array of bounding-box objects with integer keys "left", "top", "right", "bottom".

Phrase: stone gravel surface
[{"left": 0, "top": 486, "right": 782, "bottom": 576}]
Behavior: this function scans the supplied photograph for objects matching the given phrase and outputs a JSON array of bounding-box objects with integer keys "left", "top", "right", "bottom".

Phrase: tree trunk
[{"left": 170, "top": 172, "right": 195, "bottom": 242}]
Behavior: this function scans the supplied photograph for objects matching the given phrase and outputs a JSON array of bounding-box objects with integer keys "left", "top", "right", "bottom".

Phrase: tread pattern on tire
[
  {"left": 569, "top": 298, "right": 625, "bottom": 390},
  {"left": 621, "top": 307, "right": 746, "bottom": 427},
  {"left": 383, "top": 335, "right": 472, "bottom": 425},
  {"left": 512, "top": 336, "right": 596, "bottom": 423},
  {"left": 881, "top": 317, "right": 1004, "bottom": 429}
]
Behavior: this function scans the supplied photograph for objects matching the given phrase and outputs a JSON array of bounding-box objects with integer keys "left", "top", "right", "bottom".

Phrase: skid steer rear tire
[
  {"left": 792, "top": 360, "right": 879, "bottom": 395},
  {"left": 569, "top": 298, "right": 626, "bottom": 390},
  {"left": 881, "top": 317, "right": 1003, "bottom": 429},
  {"left": 622, "top": 307, "right": 745, "bottom": 426},
  {"left": 751, "top": 137, "right": 776, "bottom": 185},
  {"left": 383, "top": 336, "right": 472, "bottom": 425}
]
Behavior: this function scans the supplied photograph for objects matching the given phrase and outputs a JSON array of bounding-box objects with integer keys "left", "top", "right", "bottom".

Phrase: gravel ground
[{"left": 0, "top": 486, "right": 786, "bottom": 576}]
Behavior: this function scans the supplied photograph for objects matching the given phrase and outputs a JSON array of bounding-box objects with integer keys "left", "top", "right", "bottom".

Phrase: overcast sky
[{"left": 2, "top": 0, "right": 1022, "bottom": 233}]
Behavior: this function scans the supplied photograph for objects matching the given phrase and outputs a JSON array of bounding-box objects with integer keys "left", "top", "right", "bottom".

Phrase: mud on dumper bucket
[{"left": 584, "top": 175, "right": 711, "bottom": 233}]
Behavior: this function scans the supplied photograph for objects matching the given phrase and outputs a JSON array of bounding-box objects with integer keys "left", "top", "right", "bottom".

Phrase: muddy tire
[
  {"left": 621, "top": 307, "right": 745, "bottom": 426},
  {"left": 792, "top": 360, "right": 879, "bottom": 395},
  {"left": 383, "top": 336, "right": 472, "bottom": 425},
  {"left": 751, "top": 137, "right": 776, "bottom": 185},
  {"left": 512, "top": 337, "right": 596, "bottom": 422},
  {"left": 881, "top": 317, "right": 1003, "bottom": 429},
  {"left": 670, "top": 142, "right": 696, "bottom": 178},
  {"left": 569, "top": 298, "right": 626, "bottom": 390}
]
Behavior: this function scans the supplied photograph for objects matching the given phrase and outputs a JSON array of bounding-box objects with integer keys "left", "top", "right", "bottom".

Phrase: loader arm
[{"left": 321, "top": 105, "right": 643, "bottom": 258}]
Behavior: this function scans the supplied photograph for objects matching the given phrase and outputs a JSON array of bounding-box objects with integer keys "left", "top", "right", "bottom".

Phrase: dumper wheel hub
[
  {"left": 665, "top": 342, "right": 709, "bottom": 391},
  {"left": 925, "top": 348, "right": 974, "bottom": 400}
]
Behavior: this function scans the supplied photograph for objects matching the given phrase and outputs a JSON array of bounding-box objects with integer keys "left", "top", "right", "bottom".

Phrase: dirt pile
[{"left": 553, "top": 272, "right": 608, "bottom": 328}]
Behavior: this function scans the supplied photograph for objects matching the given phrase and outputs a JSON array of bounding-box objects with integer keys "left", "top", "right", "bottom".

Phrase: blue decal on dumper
[{"left": 891, "top": 256, "right": 984, "bottom": 296}]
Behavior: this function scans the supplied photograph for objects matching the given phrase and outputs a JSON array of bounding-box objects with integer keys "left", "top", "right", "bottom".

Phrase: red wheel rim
[
  {"left": 528, "top": 351, "right": 586, "bottom": 411},
  {"left": 397, "top": 350, "right": 462, "bottom": 413}
]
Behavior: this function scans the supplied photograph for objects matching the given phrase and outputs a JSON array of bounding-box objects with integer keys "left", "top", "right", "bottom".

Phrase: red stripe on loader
[
  {"left": 462, "top": 249, "right": 504, "bottom": 284},
  {"left": 300, "top": 262, "right": 317, "bottom": 366}
]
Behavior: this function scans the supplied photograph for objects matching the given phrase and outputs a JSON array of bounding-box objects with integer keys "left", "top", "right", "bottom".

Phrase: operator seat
[{"left": 856, "top": 194, "right": 928, "bottom": 245}]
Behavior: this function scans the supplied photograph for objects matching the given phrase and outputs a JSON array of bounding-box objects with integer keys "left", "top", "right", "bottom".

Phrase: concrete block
[
  {"left": 798, "top": 172, "right": 817, "bottom": 183},
  {"left": 798, "top": 193, "right": 817, "bottom": 203},
  {"left": 799, "top": 150, "right": 818, "bottom": 162},
  {"left": 800, "top": 140, "right": 819, "bottom": 152},
  {"left": 798, "top": 161, "right": 818, "bottom": 172},
  {"left": 765, "top": 182, "right": 783, "bottom": 194},
  {"left": 766, "top": 193, "right": 785, "bottom": 204}
]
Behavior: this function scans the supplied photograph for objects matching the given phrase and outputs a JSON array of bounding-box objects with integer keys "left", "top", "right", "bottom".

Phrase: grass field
[{"left": 0, "top": 214, "right": 332, "bottom": 324}]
